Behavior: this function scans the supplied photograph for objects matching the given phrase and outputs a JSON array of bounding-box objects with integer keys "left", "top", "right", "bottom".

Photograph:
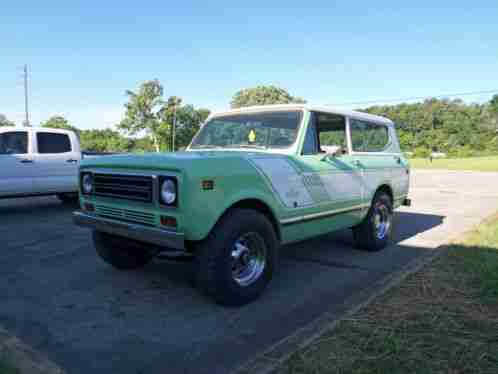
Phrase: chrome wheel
[
  {"left": 231, "top": 232, "right": 267, "bottom": 287},
  {"left": 373, "top": 202, "right": 391, "bottom": 240}
]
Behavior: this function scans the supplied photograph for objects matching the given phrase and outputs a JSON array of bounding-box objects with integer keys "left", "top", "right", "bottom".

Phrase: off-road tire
[
  {"left": 93, "top": 230, "right": 154, "bottom": 270},
  {"left": 195, "top": 209, "right": 278, "bottom": 306},
  {"left": 353, "top": 192, "right": 393, "bottom": 252}
]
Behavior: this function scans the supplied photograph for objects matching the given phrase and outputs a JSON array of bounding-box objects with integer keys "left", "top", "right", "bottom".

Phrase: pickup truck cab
[
  {"left": 73, "top": 104, "right": 410, "bottom": 305},
  {"left": 0, "top": 127, "right": 81, "bottom": 202}
]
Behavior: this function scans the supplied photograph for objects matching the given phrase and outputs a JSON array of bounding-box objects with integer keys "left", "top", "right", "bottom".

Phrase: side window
[
  {"left": 37, "top": 133, "right": 71, "bottom": 154},
  {"left": 0, "top": 132, "right": 28, "bottom": 155},
  {"left": 316, "top": 112, "right": 347, "bottom": 154},
  {"left": 350, "top": 120, "right": 390, "bottom": 152},
  {"left": 301, "top": 114, "right": 318, "bottom": 155}
]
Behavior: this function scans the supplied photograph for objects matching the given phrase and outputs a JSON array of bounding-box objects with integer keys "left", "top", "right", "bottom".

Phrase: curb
[
  {"left": 232, "top": 248, "right": 447, "bottom": 374},
  {"left": 0, "top": 326, "right": 66, "bottom": 374}
]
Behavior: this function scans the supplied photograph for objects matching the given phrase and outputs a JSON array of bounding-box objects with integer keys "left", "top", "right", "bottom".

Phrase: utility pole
[
  {"left": 23, "top": 64, "right": 30, "bottom": 127},
  {"left": 430, "top": 110, "right": 435, "bottom": 163},
  {"left": 172, "top": 99, "right": 177, "bottom": 152}
]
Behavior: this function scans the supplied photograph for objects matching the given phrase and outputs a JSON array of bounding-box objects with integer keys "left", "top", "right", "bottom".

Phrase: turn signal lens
[{"left": 160, "top": 216, "right": 177, "bottom": 228}]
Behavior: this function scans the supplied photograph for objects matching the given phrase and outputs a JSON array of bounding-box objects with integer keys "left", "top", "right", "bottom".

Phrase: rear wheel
[
  {"left": 93, "top": 231, "right": 154, "bottom": 270},
  {"left": 353, "top": 192, "right": 393, "bottom": 251},
  {"left": 195, "top": 209, "right": 278, "bottom": 306}
]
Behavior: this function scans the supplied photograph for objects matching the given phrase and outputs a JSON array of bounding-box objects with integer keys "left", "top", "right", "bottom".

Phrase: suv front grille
[
  {"left": 95, "top": 205, "right": 155, "bottom": 226},
  {"left": 93, "top": 174, "right": 153, "bottom": 202}
]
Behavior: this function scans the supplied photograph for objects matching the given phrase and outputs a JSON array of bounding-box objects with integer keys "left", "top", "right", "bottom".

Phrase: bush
[
  {"left": 448, "top": 146, "right": 476, "bottom": 158},
  {"left": 412, "top": 147, "right": 431, "bottom": 158}
]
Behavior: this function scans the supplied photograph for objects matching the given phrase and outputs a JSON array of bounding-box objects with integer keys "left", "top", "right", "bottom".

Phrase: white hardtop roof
[
  {"left": 0, "top": 126, "right": 76, "bottom": 135},
  {"left": 209, "top": 104, "right": 394, "bottom": 126}
]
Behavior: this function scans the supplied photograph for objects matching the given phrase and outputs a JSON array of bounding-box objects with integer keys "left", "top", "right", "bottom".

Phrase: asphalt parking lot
[{"left": 2, "top": 170, "right": 498, "bottom": 374}]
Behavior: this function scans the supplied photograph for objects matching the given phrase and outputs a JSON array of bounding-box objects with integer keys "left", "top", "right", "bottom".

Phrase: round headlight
[
  {"left": 161, "top": 179, "right": 177, "bottom": 205},
  {"left": 82, "top": 174, "right": 93, "bottom": 194}
]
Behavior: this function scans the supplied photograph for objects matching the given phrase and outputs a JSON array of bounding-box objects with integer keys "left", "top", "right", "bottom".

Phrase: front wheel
[
  {"left": 195, "top": 209, "right": 278, "bottom": 306},
  {"left": 353, "top": 192, "right": 393, "bottom": 251}
]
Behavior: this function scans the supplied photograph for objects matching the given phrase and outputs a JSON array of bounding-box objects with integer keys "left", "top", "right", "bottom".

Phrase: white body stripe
[
  {"left": 250, "top": 156, "right": 408, "bottom": 211},
  {"left": 251, "top": 157, "right": 313, "bottom": 208},
  {"left": 250, "top": 157, "right": 363, "bottom": 208}
]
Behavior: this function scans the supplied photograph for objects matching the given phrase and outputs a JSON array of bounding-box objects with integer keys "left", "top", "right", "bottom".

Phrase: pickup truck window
[
  {"left": 190, "top": 111, "right": 302, "bottom": 150},
  {"left": 37, "top": 132, "right": 71, "bottom": 154},
  {"left": 350, "top": 120, "right": 390, "bottom": 152},
  {"left": 0, "top": 132, "right": 28, "bottom": 155}
]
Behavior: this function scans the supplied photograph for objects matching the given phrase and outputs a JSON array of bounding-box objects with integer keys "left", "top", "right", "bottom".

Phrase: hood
[{"left": 80, "top": 150, "right": 273, "bottom": 172}]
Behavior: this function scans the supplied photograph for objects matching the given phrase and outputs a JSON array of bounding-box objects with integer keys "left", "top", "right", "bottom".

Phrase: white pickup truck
[{"left": 0, "top": 126, "right": 83, "bottom": 202}]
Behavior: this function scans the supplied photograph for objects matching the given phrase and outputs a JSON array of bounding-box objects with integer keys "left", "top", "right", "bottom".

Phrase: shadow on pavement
[
  {"left": 0, "top": 199, "right": 449, "bottom": 374},
  {"left": 394, "top": 211, "right": 445, "bottom": 243},
  {"left": 0, "top": 196, "right": 77, "bottom": 221}
]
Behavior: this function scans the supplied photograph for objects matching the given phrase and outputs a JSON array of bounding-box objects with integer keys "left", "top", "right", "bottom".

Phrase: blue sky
[{"left": 1, "top": 0, "right": 497, "bottom": 129}]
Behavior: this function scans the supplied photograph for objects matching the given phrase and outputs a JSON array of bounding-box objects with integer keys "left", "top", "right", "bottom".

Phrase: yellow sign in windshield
[{"left": 248, "top": 129, "right": 256, "bottom": 143}]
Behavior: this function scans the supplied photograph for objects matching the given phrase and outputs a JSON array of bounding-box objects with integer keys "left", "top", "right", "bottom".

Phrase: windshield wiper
[
  {"left": 190, "top": 145, "right": 224, "bottom": 149},
  {"left": 229, "top": 144, "right": 267, "bottom": 149}
]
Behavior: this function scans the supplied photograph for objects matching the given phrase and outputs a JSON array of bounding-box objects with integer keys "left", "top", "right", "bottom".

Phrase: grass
[
  {"left": 410, "top": 156, "right": 498, "bottom": 172},
  {"left": 277, "top": 214, "right": 498, "bottom": 374}
]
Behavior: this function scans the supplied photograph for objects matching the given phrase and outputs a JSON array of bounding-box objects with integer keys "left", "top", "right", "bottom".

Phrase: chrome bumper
[{"left": 72, "top": 211, "right": 185, "bottom": 250}]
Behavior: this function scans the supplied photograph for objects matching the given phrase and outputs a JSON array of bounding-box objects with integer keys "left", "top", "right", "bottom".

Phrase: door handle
[
  {"left": 20, "top": 159, "right": 33, "bottom": 164},
  {"left": 353, "top": 160, "right": 362, "bottom": 167},
  {"left": 66, "top": 159, "right": 78, "bottom": 163}
]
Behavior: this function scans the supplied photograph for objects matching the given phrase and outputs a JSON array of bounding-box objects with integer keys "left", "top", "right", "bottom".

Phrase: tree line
[
  {"left": 362, "top": 96, "right": 498, "bottom": 157},
  {"left": 1, "top": 83, "right": 497, "bottom": 157}
]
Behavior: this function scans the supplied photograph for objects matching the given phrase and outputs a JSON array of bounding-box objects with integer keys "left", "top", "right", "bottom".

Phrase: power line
[{"left": 331, "top": 89, "right": 498, "bottom": 107}]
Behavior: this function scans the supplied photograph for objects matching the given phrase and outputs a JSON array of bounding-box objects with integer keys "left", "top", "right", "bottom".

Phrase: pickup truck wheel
[
  {"left": 195, "top": 209, "right": 278, "bottom": 306},
  {"left": 57, "top": 193, "right": 79, "bottom": 204},
  {"left": 353, "top": 192, "right": 393, "bottom": 252},
  {"left": 93, "top": 231, "right": 154, "bottom": 270}
]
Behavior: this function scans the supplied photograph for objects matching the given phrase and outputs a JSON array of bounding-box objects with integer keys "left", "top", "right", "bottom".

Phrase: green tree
[
  {"left": 131, "top": 136, "right": 156, "bottom": 153},
  {"left": 80, "top": 129, "right": 132, "bottom": 152},
  {"left": 362, "top": 97, "right": 497, "bottom": 155},
  {"left": 490, "top": 94, "right": 498, "bottom": 115},
  {"left": 41, "top": 115, "right": 80, "bottom": 133},
  {"left": 0, "top": 114, "right": 15, "bottom": 127},
  {"left": 157, "top": 96, "right": 182, "bottom": 151},
  {"left": 230, "top": 85, "right": 306, "bottom": 108},
  {"left": 175, "top": 105, "right": 211, "bottom": 149},
  {"left": 118, "top": 79, "right": 165, "bottom": 152},
  {"left": 157, "top": 97, "right": 211, "bottom": 151}
]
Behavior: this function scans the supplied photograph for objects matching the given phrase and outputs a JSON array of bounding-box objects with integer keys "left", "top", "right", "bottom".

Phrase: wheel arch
[{"left": 215, "top": 198, "right": 282, "bottom": 243}]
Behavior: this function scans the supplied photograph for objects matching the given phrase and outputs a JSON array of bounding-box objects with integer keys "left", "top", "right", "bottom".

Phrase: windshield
[{"left": 189, "top": 110, "right": 302, "bottom": 150}]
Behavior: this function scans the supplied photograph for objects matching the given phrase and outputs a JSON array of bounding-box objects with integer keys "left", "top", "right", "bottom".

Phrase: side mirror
[{"left": 321, "top": 145, "right": 345, "bottom": 160}]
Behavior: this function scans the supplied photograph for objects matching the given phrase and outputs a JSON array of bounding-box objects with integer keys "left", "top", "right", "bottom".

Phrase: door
[
  {"left": 349, "top": 119, "right": 402, "bottom": 205},
  {"left": 32, "top": 131, "right": 79, "bottom": 193},
  {"left": 298, "top": 112, "right": 363, "bottom": 209},
  {"left": 0, "top": 130, "right": 35, "bottom": 195},
  {"left": 283, "top": 111, "right": 364, "bottom": 243}
]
